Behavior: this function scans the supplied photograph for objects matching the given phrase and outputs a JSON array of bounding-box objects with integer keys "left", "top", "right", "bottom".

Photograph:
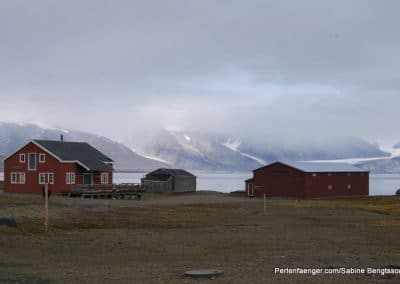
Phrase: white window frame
[
  {"left": 66, "top": 172, "right": 76, "bottom": 184},
  {"left": 19, "top": 173, "right": 25, "bottom": 184},
  {"left": 48, "top": 173, "right": 54, "bottom": 184},
  {"left": 39, "top": 173, "right": 46, "bottom": 184},
  {"left": 39, "top": 172, "right": 54, "bottom": 184},
  {"left": 19, "top": 153, "right": 26, "bottom": 163},
  {"left": 100, "top": 172, "right": 109, "bottom": 184},
  {"left": 39, "top": 153, "right": 46, "bottom": 163},
  {"left": 11, "top": 172, "right": 17, "bottom": 184},
  {"left": 28, "top": 153, "right": 36, "bottom": 171}
]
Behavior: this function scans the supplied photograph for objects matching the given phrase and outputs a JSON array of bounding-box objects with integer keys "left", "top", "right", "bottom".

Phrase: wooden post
[
  {"left": 264, "top": 193, "right": 267, "bottom": 216},
  {"left": 44, "top": 183, "right": 48, "bottom": 232}
]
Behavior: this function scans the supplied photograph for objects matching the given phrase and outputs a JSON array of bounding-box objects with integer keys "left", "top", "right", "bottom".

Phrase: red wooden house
[
  {"left": 246, "top": 161, "right": 369, "bottom": 198},
  {"left": 3, "top": 139, "right": 113, "bottom": 194}
]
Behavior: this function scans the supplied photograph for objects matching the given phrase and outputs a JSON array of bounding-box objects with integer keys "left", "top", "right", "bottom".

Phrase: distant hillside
[
  {"left": 394, "top": 142, "right": 400, "bottom": 149},
  {"left": 0, "top": 122, "right": 166, "bottom": 171},
  {"left": 128, "top": 130, "right": 390, "bottom": 171},
  {"left": 1, "top": 122, "right": 393, "bottom": 173},
  {"left": 236, "top": 136, "right": 390, "bottom": 162},
  {"left": 357, "top": 157, "right": 400, "bottom": 174},
  {"left": 134, "top": 130, "right": 261, "bottom": 171}
]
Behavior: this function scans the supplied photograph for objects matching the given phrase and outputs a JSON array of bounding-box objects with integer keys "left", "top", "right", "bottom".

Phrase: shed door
[{"left": 83, "top": 173, "right": 93, "bottom": 185}]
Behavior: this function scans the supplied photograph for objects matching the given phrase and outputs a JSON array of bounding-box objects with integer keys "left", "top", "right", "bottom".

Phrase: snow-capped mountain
[
  {"left": 234, "top": 136, "right": 389, "bottom": 162},
  {"left": 0, "top": 122, "right": 166, "bottom": 171},
  {"left": 127, "top": 130, "right": 390, "bottom": 172},
  {"left": 0, "top": 122, "right": 394, "bottom": 173},
  {"left": 130, "top": 130, "right": 262, "bottom": 171}
]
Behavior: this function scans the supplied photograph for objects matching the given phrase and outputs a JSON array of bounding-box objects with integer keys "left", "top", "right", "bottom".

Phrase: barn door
[
  {"left": 83, "top": 173, "right": 93, "bottom": 185},
  {"left": 248, "top": 183, "right": 254, "bottom": 197}
]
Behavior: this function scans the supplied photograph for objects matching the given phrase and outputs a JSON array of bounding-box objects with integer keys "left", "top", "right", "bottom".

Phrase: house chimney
[{"left": 60, "top": 134, "right": 64, "bottom": 141}]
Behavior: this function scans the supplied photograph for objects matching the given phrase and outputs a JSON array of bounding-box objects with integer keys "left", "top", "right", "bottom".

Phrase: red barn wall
[
  {"left": 304, "top": 172, "right": 369, "bottom": 198},
  {"left": 246, "top": 163, "right": 306, "bottom": 198},
  {"left": 245, "top": 162, "right": 369, "bottom": 198}
]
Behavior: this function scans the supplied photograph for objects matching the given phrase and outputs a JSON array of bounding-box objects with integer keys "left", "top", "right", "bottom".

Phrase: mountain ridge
[{"left": 0, "top": 121, "right": 395, "bottom": 173}]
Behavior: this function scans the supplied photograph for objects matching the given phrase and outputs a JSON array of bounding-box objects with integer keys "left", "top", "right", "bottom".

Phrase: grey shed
[{"left": 141, "top": 168, "right": 196, "bottom": 193}]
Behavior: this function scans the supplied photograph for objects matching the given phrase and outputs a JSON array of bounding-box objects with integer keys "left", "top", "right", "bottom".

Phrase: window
[
  {"left": 19, "top": 153, "right": 26, "bottom": 163},
  {"left": 347, "top": 184, "right": 352, "bottom": 190},
  {"left": 11, "top": 172, "right": 25, "bottom": 184},
  {"left": 19, "top": 173, "right": 25, "bottom": 184},
  {"left": 39, "top": 173, "right": 46, "bottom": 184},
  {"left": 39, "top": 173, "right": 54, "bottom": 184},
  {"left": 39, "top": 153, "right": 45, "bottom": 163},
  {"left": 66, "top": 172, "right": 76, "bottom": 184},
  {"left": 312, "top": 173, "right": 317, "bottom": 177},
  {"left": 11, "top": 172, "right": 17, "bottom": 184},
  {"left": 328, "top": 184, "right": 333, "bottom": 190},
  {"left": 48, "top": 173, "right": 54, "bottom": 184},
  {"left": 28, "top": 153, "right": 36, "bottom": 170},
  {"left": 100, "top": 172, "right": 109, "bottom": 184}
]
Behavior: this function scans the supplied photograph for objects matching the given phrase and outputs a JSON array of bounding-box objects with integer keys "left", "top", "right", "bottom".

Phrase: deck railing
[{"left": 71, "top": 183, "right": 142, "bottom": 193}]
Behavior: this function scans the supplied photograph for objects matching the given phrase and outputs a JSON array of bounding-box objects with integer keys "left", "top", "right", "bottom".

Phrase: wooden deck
[{"left": 68, "top": 183, "right": 143, "bottom": 199}]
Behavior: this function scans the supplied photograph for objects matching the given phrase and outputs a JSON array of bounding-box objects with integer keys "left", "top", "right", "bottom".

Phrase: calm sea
[{"left": 1, "top": 172, "right": 399, "bottom": 196}]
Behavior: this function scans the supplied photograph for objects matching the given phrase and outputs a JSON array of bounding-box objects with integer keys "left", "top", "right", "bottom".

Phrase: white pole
[{"left": 44, "top": 183, "right": 48, "bottom": 232}]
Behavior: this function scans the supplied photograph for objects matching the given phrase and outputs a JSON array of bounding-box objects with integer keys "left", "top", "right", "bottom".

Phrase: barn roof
[
  {"left": 33, "top": 140, "right": 113, "bottom": 171},
  {"left": 256, "top": 161, "right": 367, "bottom": 173},
  {"left": 143, "top": 168, "right": 195, "bottom": 181}
]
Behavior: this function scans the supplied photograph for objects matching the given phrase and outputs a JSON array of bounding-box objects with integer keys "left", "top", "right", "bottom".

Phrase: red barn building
[
  {"left": 3, "top": 139, "right": 113, "bottom": 194},
  {"left": 245, "top": 161, "right": 369, "bottom": 198}
]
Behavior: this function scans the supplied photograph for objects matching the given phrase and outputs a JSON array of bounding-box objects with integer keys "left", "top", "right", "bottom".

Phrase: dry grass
[
  {"left": 268, "top": 196, "right": 400, "bottom": 216},
  {"left": 1, "top": 192, "right": 400, "bottom": 283}
]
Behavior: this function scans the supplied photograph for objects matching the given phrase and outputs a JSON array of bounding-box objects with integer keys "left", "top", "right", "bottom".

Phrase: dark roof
[
  {"left": 255, "top": 161, "right": 367, "bottom": 173},
  {"left": 143, "top": 168, "right": 195, "bottom": 181},
  {"left": 33, "top": 140, "right": 113, "bottom": 171}
]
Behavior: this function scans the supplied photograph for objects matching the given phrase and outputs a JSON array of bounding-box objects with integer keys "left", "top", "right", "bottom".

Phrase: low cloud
[{"left": 0, "top": 0, "right": 399, "bottom": 146}]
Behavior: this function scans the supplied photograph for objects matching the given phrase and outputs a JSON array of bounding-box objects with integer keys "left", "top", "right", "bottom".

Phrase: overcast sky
[{"left": 0, "top": 0, "right": 399, "bottom": 146}]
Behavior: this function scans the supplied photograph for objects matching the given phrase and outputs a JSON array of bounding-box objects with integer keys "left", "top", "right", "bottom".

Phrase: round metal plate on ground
[{"left": 184, "top": 269, "right": 224, "bottom": 279}]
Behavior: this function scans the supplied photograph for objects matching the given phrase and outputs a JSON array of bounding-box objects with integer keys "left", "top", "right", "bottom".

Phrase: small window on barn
[
  {"left": 11, "top": 172, "right": 17, "bottom": 184},
  {"left": 19, "top": 153, "right": 25, "bottom": 163},
  {"left": 347, "top": 173, "right": 351, "bottom": 176},
  {"left": 39, "top": 173, "right": 46, "bottom": 184},
  {"left": 39, "top": 153, "right": 45, "bottom": 163},
  {"left": 347, "top": 184, "right": 352, "bottom": 190},
  {"left": 312, "top": 173, "right": 317, "bottom": 177},
  {"left": 328, "top": 184, "right": 333, "bottom": 190},
  {"left": 19, "top": 173, "right": 25, "bottom": 184},
  {"left": 101, "top": 173, "right": 109, "bottom": 184},
  {"left": 328, "top": 173, "right": 332, "bottom": 176}
]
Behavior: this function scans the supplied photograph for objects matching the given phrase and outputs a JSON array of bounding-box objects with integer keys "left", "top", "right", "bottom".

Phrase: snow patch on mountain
[
  {"left": 224, "top": 138, "right": 241, "bottom": 151},
  {"left": 130, "top": 147, "right": 172, "bottom": 165},
  {"left": 224, "top": 138, "right": 267, "bottom": 165},
  {"left": 184, "top": 135, "right": 191, "bottom": 142}
]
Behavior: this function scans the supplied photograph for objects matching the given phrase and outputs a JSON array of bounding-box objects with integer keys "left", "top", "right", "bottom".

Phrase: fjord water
[{"left": 1, "top": 172, "right": 399, "bottom": 196}]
